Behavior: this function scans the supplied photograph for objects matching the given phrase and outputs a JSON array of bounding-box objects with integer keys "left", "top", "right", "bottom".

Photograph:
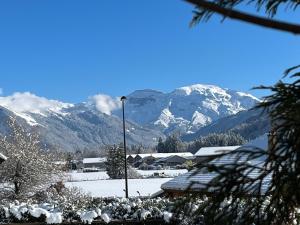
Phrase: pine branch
[{"left": 185, "top": 0, "right": 300, "bottom": 34}]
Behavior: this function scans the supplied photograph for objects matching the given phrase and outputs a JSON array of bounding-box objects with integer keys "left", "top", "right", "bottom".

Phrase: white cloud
[
  {"left": 0, "top": 92, "right": 73, "bottom": 116},
  {"left": 89, "top": 94, "right": 121, "bottom": 115}
]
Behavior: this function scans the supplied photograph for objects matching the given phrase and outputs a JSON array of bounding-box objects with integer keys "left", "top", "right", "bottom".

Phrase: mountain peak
[
  {"left": 174, "top": 84, "right": 228, "bottom": 96},
  {"left": 0, "top": 92, "right": 73, "bottom": 115},
  {"left": 0, "top": 92, "right": 73, "bottom": 126},
  {"left": 128, "top": 89, "right": 164, "bottom": 98}
]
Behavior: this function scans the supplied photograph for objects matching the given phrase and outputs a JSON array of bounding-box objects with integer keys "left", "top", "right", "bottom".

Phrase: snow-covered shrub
[
  {"left": 0, "top": 196, "right": 176, "bottom": 224},
  {"left": 127, "top": 166, "right": 142, "bottom": 179}
]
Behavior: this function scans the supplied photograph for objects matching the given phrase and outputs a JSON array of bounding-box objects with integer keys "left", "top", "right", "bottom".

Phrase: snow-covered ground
[
  {"left": 67, "top": 171, "right": 109, "bottom": 181},
  {"left": 137, "top": 169, "right": 187, "bottom": 177},
  {"left": 67, "top": 169, "right": 187, "bottom": 182},
  {"left": 66, "top": 178, "right": 172, "bottom": 197}
]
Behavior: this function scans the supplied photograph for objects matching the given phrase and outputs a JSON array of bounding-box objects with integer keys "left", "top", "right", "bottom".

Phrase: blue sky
[{"left": 0, "top": 0, "right": 299, "bottom": 103}]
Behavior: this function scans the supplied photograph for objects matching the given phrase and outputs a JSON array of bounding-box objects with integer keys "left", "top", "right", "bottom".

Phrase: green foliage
[
  {"left": 183, "top": 160, "right": 195, "bottom": 171},
  {"left": 156, "top": 134, "right": 184, "bottom": 153},
  {"left": 157, "top": 137, "right": 165, "bottom": 153},
  {"left": 190, "top": 0, "right": 300, "bottom": 25},
  {"left": 105, "top": 144, "right": 126, "bottom": 179},
  {"left": 187, "top": 132, "right": 246, "bottom": 153},
  {"left": 105, "top": 144, "right": 141, "bottom": 179},
  {"left": 181, "top": 70, "right": 300, "bottom": 225}
]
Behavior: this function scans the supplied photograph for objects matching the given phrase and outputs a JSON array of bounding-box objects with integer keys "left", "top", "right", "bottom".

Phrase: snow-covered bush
[
  {"left": 4, "top": 194, "right": 298, "bottom": 225},
  {"left": 0, "top": 196, "right": 175, "bottom": 224},
  {"left": 174, "top": 195, "right": 300, "bottom": 225},
  {"left": 127, "top": 166, "right": 142, "bottom": 179}
]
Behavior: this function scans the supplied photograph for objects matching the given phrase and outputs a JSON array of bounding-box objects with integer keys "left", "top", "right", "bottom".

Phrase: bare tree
[{"left": 0, "top": 117, "right": 64, "bottom": 200}]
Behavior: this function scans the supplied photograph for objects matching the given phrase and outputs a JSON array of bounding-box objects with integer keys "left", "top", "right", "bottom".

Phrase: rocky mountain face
[
  {"left": 182, "top": 108, "right": 270, "bottom": 142},
  {"left": 0, "top": 93, "right": 163, "bottom": 152},
  {"left": 0, "top": 84, "right": 261, "bottom": 152},
  {"left": 113, "top": 84, "right": 260, "bottom": 135}
]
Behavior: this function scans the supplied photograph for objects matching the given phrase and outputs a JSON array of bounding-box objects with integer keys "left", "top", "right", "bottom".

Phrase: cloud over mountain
[
  {"left": 0, "top": 92, "right": 72, "bottom": 116},
  {"left": 89, "top": 94, "right": 121, "bottom": 115},
  {"left": 0, "top": 84, "right": 261, "bottom": 151}
]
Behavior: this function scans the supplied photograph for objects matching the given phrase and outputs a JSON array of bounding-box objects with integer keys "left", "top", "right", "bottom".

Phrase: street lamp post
[{"left": 121, "top": 96, "right": 128, "bottom": 198}]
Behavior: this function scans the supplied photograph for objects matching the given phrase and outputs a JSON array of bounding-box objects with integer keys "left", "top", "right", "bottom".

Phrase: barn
[{"left": 82, "top": 157, "right": 107, "bottom": 171}]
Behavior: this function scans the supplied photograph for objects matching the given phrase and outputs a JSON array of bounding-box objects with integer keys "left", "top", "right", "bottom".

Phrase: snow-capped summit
[
  {"left": 0, "top": 92, "right": 73, "bottom": 125},
  {"left": 0, "top": 84, "right": 260, "bottom": 152},
  {"left": 0, "top": 92, "right": 163, "bottom": 151},
  {"left": 174, "top": 84, "right": 229, "bottom": 97},
  {"left": 113, "top": 84, "right": 260, "bottom": 134}
]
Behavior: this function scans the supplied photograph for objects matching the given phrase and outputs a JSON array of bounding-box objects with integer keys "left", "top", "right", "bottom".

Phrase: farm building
[
  {"left": 194, "top": 145, "right": 240, "bottom": 163},
  {"left": 154, "top": 155, "right": 195, "bottom": 168},
  {"left": 161, "top": 135, "right": 269, "bottom": 197},
  {"left": 83, "top": 157, "right": 106, "bottom": 171},
  {"left": 135, "top": 156, "right": 157, "bottom": 168},
  {"left": 128, "top": 152, "right": 193, "bottom": 166}
]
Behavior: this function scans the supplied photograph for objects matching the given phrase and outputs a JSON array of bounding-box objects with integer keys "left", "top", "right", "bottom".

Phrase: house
[
  {"left": 135, "top": 156, "right": 156, "bottom": 168},
  {"left": 83, "top": 157, "right": 106, "bottom": 171},
  {"left": 128, "top": 152, "right": 193, "bottom": 167},
  {"left": 160, "top": 136, "right": 269, "bottom": 197},
  {"left": 154, "top": 155, "right": 195, "bottom": 168},
  {"left": 194, "top": 146, "right": 240, "bottom": 163},
  {"left": 127, "top": 155, "right": 135, "bottom": 164},
  {"left": 0, "top": 152, "right": 7, "bottom": 164}
]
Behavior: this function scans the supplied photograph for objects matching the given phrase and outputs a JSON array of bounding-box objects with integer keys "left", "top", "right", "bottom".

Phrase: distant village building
[
  {"left": 160, "top": 136, "right": 268, "bottom": 197},
  {"left": 154, "top": 155, "right": 195, "bottom": 168},
  {"left": 0, "top": 152, "right": 7, "bottom": 164},
  {"left": 135, "top": 156, "right": 156, "bottom": 168},
  {"left": 128, "top": 152, "right": 193, "bottom": 163},
  {"left": 194, "top": 146, "right": 240, "bottom": 163},
  {"left": 127, "top": 152, "right": 194, "bottom": 169},
  {"left": 83, "top": 157, "right": 106, "bottom": 171}
]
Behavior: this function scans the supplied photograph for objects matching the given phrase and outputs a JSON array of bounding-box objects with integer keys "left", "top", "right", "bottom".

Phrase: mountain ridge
[{"left": 0, "top": 83, "right": 261, "bottom": 152}]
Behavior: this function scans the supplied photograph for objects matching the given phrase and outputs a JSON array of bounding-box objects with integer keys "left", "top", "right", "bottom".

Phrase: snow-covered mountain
[
  {"left": 0, "top": 84, "right": 260, "bottom": 151},
  {"left": 0, "top": 92, "right": 73, "bottom": 126},
  {"left": 113, "top": 84, "right": 260, "bottom": 134},
  {"left": 0, "top": 93, "right": 163, "bottom": 152},
  {"left": 182, "top": 108, "right": 270, "bottom": 142}
]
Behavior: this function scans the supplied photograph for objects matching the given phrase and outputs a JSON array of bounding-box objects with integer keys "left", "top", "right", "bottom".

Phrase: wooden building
[{"left": 83, "top": 157, "right": 106, "bottom": 171}]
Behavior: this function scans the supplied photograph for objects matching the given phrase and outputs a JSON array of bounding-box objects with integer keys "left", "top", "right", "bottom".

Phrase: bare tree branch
[{"left": 185, "top": 0, "right": 300, "bottom": 34}]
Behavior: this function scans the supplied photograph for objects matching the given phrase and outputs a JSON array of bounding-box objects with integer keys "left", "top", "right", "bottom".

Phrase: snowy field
[
  {"left": 67, "top": 169, "right": 187, "bottom": 182},
  {"left": 66, "top": 178, "right": 172, "bottom": 197},
  {"left": 138, "top": 169, "right": 187, "bottom": 177},
  {"left": 67, "top": 171, "right": 109, "bottom": 181}
]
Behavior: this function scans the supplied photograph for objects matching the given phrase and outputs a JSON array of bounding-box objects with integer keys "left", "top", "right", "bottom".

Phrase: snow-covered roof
[
  {"left": 155, "top": 155, "right": 195, "bottom": 163},
  {"left": 194, "top": 146, "right": 240, "bottom": 157},
  {"left": 161, "top": 153, "right": 270, "bottom": 194},
  {"left": 162, "top": 135, "right": 270, "bottom": 194},
  {"left": 241, "top": 133, "right": 268, "bottom": 150},
  {"left": 0, "top": 152, "right": 7, "bottom": 161},
  {"left": 128, "top": 152, "right": 193, "bottom": 159},
  {"left": 83, "top": 157, "right": 106, "bottom": 164}
]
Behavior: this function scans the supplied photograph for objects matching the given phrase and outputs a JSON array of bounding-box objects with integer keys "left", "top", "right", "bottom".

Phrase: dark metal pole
[{"left": 121, "top": 96, "right": 128, "bottom": 198}]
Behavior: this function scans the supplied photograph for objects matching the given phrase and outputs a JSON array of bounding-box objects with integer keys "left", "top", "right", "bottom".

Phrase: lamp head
[{"left": 120, "top": 96, "right": 127, "bottom": 101}]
